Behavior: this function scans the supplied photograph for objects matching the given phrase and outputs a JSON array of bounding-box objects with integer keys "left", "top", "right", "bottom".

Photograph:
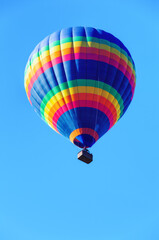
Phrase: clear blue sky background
[{"left": 0, "top": 0, "right": 159, "bottom": 239}]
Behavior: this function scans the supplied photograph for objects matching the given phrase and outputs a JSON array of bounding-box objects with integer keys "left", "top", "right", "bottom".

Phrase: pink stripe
[
  {"left": 52, "top": 56, "right": 63, "bottom": 65},
  {"left": 43, "top": 61, "right": 52, "bottom": 71},
  {"left": 63, "top": 54, "right": 74, "bottom": 61},
  {"left": 99, "top": 55, "right": 109, "bottom": 62},
  {"left": 52, "top": 100, "right": 115, "bottom": 132},
  {"left": 109, "top": 58, "right": 120, "bottom": 68}
]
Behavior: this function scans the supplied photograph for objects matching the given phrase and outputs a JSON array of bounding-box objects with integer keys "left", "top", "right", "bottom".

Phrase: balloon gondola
[
  {"left": 24, "top": 26, "right": 136, "bottom": 163},
  {"left": 78, "top": 147, "right": 93, "bottom": 164}
]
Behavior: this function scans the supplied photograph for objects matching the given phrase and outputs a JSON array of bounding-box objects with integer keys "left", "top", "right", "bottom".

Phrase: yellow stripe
[
  {"left": 31, "top": 56, "right": 40, "bottom": 66},
  {"left": 40, "top": 50, "right": 50, "bottom": 58},
  {"left": 61, "top": 42, "right": 73, "bottom": 50},
  {"left": 50, "top": 45, "right": 61, "bottom": 53}
]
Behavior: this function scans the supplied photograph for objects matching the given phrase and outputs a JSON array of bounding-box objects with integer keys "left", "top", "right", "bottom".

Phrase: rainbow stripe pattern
[{"left": 24, "top": 26, "right": 136, "bottom": 148}]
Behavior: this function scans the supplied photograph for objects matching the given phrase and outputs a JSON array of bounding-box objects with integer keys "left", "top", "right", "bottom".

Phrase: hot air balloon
[{"left": 24, "top": 26, "right": 136, "bottom": 163}]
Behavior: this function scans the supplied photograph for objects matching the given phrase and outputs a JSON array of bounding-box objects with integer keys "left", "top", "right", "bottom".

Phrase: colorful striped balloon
[{"left": 24, "top": 26, "right": 136, "bottom": 148}]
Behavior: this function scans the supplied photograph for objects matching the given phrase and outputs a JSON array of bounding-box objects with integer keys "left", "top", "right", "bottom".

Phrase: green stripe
[
  {"left": 40, "top": 79, "right": 124, "bottom": 122},
  {"left": 25, "top": 36, "right": 135, "bottom": 74}
]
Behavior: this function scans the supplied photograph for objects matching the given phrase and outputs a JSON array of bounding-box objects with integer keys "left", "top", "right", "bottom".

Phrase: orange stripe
[{"left": 69, "top": 128, "right": 99, "bottom": 143}]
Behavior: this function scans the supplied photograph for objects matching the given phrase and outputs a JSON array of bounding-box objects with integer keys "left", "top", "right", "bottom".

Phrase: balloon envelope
[{"left": 24, "top": 26, "right": 136, "bottom": 148}]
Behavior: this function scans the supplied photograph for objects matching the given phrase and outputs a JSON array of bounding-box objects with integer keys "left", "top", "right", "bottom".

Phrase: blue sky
[{"left": 0, "top": 0, "right": 159, "bottom": 239}]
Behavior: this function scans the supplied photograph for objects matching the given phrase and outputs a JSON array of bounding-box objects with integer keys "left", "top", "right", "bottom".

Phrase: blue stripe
[{"left": 30, "top": 61, "right": 132, "bottom": 114}]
